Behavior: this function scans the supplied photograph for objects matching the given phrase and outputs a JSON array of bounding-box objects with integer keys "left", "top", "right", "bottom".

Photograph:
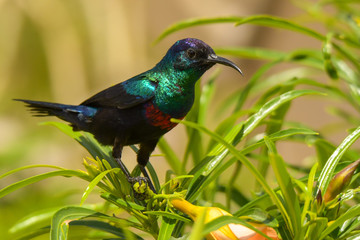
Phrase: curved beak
[{"left": 207, "top": 54, "right": 243, "bottom": 75}]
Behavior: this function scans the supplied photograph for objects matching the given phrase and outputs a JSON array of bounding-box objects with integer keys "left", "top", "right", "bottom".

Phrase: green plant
[{"left": 1, "top": 1, "right": 360, "bottom": 239}]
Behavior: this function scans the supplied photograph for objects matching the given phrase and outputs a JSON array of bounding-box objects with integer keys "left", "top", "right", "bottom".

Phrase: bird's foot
[{"left": 128, "top": 176, "right": 155, "bottom": 200}]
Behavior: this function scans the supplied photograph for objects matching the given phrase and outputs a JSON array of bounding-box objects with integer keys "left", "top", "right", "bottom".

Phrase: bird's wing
[{"left": 81, "top": 76, "right": 157, "bottom": 109}]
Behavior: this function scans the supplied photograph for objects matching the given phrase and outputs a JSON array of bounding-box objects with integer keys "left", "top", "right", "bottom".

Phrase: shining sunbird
[{"left": 16, "top": 38, "right": 242, "bottom": 193}]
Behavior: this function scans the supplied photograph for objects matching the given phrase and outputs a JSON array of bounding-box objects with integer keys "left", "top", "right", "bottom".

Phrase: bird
[{"left": 15, "top": 38, "right": 242, "bottom": 193}]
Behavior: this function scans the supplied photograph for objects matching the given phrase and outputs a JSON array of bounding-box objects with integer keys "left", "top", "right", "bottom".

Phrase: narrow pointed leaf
[
  {"left": 215, "top": 47, "right": 287, "bottom": 61},
  {"left": 320, "top": 205, "right": 360, "bottom": 239},
  {"left": 158, "top": 138, "right": 182, "bottom": 175},
  {"left": 243, "top": 90, "right": 324, "bottom": 137},
  {"left": 50, "top": 206, "right": 108, "bottom": 240},
  {"left": 317, "top": 126, "right": 360, "bottom": 195},
  {"left": 241, "top": 128, "right": 318, "bottom": 154},
  {"left": 70, "top": 220, "right": 143, "bottom": 240},
  {"left": 265, "top": 136, "right": 301, "bottom": 237},
  {"left": 155, "top": 16, "right": 243, "bottom": 43},
  {"left": 158, "top": 216, "right": 176, "bottom": 240},
  {"left": 80, "top": 168, "right": 119, "bottom": 205},
  {"left": 144, "top": 211, "right": 191, "bottom": 223},
  {"left": 235, "top": 15, "right": 325, "bottom": 40},
  {"left": 43, "top": 122, "right": 114, "bottom": 166},
  {"left": 9, "top": 207, "right": 59, "bottom": 235},
  {"left": 0, "top": 170, "right": 96, "bottom": 198},
  {"left": 146, "top": 162, "right": 161, "bottom": 192},
  {"left": 0, "top": 164, "right": 65, "bottom": 180},
  {"left": 100, "top": 192, "right": 145, "bottom": 211}
]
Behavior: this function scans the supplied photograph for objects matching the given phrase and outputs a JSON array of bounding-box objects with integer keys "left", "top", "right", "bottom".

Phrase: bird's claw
[
  {"left": 128, "top": 176, "right": 155, "bottom": 200},
  {"left": 129, "top": 176, "right": 148, "bottom": 193}
]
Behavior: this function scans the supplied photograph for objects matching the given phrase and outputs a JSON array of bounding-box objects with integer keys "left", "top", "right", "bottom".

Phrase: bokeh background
[{"left": 0, "top": 0, "right": 346, "bottom": 238}]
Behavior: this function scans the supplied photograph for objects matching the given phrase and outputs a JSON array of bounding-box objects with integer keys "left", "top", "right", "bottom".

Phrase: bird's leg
[
  {"left": 137, "top": 138, "right": 159, "bottom": 193},
  {"left": 113, "top": 137, "right": 153, "bottom": 195},
  {"left": 112, "top": 138, "right": 131, "bottom": 179}
]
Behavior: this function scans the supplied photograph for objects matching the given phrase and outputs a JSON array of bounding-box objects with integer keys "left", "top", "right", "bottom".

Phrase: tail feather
[
  {"left": 14, "top": 99, "right": 68, "bottom": 117},
  {"left": 14, "top": 99, "right": 97, "bottom": 130}
]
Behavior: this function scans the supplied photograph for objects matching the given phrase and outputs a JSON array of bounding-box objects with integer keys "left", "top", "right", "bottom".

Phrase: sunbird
[{"left": 16, "top": 38, "right": 242, "bottom": 193}]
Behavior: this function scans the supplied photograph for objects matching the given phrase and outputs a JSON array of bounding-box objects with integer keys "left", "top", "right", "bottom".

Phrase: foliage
[{"left": 1, "top": 1, "right": 360, "bottom": 239}]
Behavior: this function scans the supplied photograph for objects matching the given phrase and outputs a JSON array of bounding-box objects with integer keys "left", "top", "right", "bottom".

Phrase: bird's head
[{"left": 159, "top": 38, "right": 242, "bottom": 78}]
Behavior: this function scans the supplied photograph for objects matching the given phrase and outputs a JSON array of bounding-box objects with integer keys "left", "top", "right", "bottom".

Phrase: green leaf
[
  {"left": 11, "top": 227, "right": 50, "bottom": 240},
  {"left": 285, "top": 78, "right": 359, "bottom": 112},
  {"left": 100, "top": 192, "right": 145, "bottom": 211},
  {"left": 317, "top": 126, "right": 360, "bottom": 196},
  {"left": 320, "top": 205, "right": 360, "bottom": 239},
  {"left": 265, "top": 136, "right": 301, "bottom": 238},
  {"left": 50, "top": 206, "right": 108, "bottom": 240},
  {"left": 238, "top": 208, "right": 278, "bottom": 228},
  {"left": 334, "top": 59, "right": 360, "bottom": 105},
  {"left": 0, "top": 170, "right": 97, "bottom": 199},
  {"left": 144, "top": 211, "right": 191, "bottom": 223},
  {"left": 237, "top": 61, "right": 284, "bottom": 113},
  {"left": 338, "top": 216, "right": 360, "bottom": 239},
  {"left": 154, "top": 16, "right": 243, "bottom": 43},
  {"left": 322, "top": 33, "right": 339, "bottom": 80},
  {"left": 188, "top": 157, "right": 235, "bottom": 201},
  {"left": 198, "top": 72, "right": 217, "bottom": 126},
  {"left": 241, "top": 128, "right": 318, "bottom": 154},
  {"left": 158, "top": 216, "right": 176, "bottom": 240},
  {"left": 155, "top": 15, "right": 325, "bottom": 44},
  {"left": 43, "top": 122, "right": 114, "bottom": 166},
  {"left": 184, "top": 124, "right": 244, "bottom": 201},
  {"left": 0, "top": 164, "right": 65, "bottom": 180},
  {"left": 215, "top": 47, "right": 287, "bottom": 61},
  {"left": 235, "top": 15, "right": 325, "bottom": 41},
  {"left": 234, "top": 193, "right": 273, "bottom": 217},
  {"left": 216, "top": 47, "right": 324, "bottom": 70},
  {"left": 146, "top": 162, "right": 161, "bottom": 192},
  {"left": 301, "top": 162, "right": 318, "bottom": 227},
  {"left": 183, "top": 73, "right": 217, "bottom": 167},
  {"left": 9, "top": 207, "right": 59, "bottom": 236},
  {"left": 70, "top": 220, "right": 143, "bottom": 240},
  {"left": 305, "top": 217, "right": 328, "bottom": 240},
  {"left": 243, "top": 89, "right": 324, "bottom": 137},
  {"left": 80, "top": 168, "right": 120, "bottom": 205},
  {"left": 158, "top": 138, "right": 182, "bottom": 175},
  {"left": 218, "top": 184, "right": 249, "bottom": 207},
  {"left": 208, "top": 109, "right": 249, "bottom": 151}
]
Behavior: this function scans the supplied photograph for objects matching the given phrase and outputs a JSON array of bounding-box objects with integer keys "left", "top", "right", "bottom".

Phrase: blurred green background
[{"left": 0, "top": 0, "right": 340, "bottom": 238}]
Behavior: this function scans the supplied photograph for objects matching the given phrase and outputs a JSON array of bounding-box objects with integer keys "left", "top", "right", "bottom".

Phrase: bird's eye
[{"left": 186, "top": 48, "right": 196, "bottom": 59}]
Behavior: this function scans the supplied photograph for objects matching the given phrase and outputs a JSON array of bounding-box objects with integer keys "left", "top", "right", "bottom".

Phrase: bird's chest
[
  {"left": 142, "top": 101, "right": 179, "bottom": 132},
  {"left": 143, "top": 85, "right": 194, "bottom": 131}
]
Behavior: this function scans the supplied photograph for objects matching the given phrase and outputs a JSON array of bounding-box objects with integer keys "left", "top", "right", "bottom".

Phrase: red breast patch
[{"left": 144, "top": 102, "right": 182, "bottom": 131}]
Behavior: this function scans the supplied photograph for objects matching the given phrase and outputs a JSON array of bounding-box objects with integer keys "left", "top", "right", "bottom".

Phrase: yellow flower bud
[{"left": 171, "top": 198, "right": 279, "bottom": 240}]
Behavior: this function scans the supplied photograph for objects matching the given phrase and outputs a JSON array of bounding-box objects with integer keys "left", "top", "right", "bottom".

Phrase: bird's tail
[{"left": 14, "top": 99, "right": 97, "bottom": 131}]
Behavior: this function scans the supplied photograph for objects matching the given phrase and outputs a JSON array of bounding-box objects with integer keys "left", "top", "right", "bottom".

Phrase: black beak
[{"left": 207, "top": 54, "right": 243, "bottom": 75}]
